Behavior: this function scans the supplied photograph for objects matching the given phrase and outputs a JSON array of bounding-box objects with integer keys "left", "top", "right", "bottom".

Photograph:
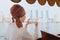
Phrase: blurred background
[{"left": 0, "top": 0, "right": 60, "bottom": 40}]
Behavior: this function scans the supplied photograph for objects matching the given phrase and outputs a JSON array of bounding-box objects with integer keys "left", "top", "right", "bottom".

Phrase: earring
[
  {"left": 56, "top": 0, "right": 60, "bottom": 7},
  {"left": 47, "top": 0, "right": 55, "bottom": 6},
  {"left": 26, "top": 0, "right": 36, "bottom": 4},
  {"left": 38, "top": 0, "right": 46, "bottom": 5},
  {"left": 11, "top": 0, "right": 21, "bottom": 3}
]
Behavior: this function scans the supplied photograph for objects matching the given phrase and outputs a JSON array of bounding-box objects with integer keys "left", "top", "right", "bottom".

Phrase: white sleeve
[
  {"left": 22, "top": 28, "right": 33, "bottom": 40},
  {"left": 33, "top": 27, "right": 38, "bottom": 40}
]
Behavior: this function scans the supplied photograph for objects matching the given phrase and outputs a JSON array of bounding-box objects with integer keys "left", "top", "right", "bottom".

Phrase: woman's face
[{"left": 20, "top": 15, "right": 26, "bottom": 22}]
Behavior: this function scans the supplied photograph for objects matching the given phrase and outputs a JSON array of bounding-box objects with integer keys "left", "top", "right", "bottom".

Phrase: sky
[{"left": 0, "top": 0, "right": 60, "bottom": 19}]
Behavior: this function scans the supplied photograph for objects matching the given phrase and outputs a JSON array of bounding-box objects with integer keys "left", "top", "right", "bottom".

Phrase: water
[{"left": 0, "top": 21, "right": 60, "bottom": 39}]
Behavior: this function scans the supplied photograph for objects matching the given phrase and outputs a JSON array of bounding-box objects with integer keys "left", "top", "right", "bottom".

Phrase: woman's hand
[
  {"left": 25, "top": 19, "right": 31, "bottom": 28},
  {"left": 34, "top": 21, "right": 38, "bottom": 27}
]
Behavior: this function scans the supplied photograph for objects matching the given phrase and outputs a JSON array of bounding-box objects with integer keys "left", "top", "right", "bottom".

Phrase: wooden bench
[{"left": 41, "top": 31, "right": 60, "bottom": 40}]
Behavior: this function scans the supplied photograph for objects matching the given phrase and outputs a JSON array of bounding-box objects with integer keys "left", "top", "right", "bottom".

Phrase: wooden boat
[{"left": 41, "top": 31, "right": 60, "bottom": 40}]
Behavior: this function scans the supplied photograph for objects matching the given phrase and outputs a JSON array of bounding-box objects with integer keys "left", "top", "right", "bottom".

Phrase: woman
[{"left": 8, "top": 4, "right": 38, "bottom": 40}]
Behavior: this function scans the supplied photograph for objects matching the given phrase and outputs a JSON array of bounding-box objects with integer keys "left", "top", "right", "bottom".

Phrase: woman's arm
[{"left": 33, "top": 21, "right": 38, "bottom": 40}]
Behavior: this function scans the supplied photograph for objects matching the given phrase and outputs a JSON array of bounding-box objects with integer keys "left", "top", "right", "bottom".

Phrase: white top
[{"left": 8, "top": 22, "right": 33, "bottom": 40}]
